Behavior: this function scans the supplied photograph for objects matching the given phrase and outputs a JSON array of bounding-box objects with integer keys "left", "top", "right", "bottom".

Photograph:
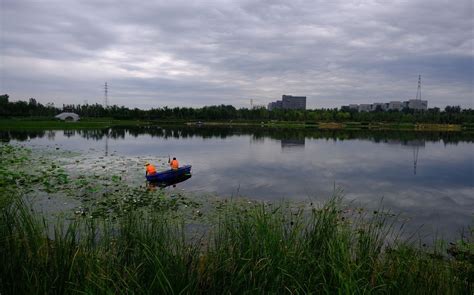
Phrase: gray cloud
[{"left": 1, "top": 0, "right": 472, "bottom": 108}]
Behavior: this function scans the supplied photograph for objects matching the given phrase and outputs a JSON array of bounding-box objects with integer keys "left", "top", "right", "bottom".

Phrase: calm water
[{"left": 3, "top": 127, "right": 473, "bottom": 240}]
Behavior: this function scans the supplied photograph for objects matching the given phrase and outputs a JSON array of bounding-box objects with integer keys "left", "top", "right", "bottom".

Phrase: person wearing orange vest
[
  {"left": 145, "top": 162, "right": 157, "bottom": 175},
  {"left": 169, "top": 157, "right": 179, "bottom": 170}
]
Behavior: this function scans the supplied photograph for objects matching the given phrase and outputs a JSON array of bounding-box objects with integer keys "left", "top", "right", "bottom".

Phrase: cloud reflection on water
[{"left": 8, "top": 127, "right": 474, "bottom": 241}]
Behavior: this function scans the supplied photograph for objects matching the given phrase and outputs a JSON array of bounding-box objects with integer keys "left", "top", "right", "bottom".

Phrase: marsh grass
[{"left": 0, "top": 196, "right": 472, "bottom": 294}]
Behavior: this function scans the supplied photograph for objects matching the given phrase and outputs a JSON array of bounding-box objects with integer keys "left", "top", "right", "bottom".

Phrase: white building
[
  {"left": 371, "top": 103, "right": 388, "bottom": 111},
  {"left": 388, "top": 101, "right": 404, "bottom": 111},
  {"left": 358, "top": 104, "right": 372, "bottom": 112},
  {"left": 407, "top": 99, "right": 428, "bottom": 111},
  {"left": 55, "top": 112, "right": 80, "bottom": 121},
  {"left": 343, "top": 99, "right": 427, "bottom": 112},
  {"left": 348, "top": 104, "right": 359, "bottom": 110}
]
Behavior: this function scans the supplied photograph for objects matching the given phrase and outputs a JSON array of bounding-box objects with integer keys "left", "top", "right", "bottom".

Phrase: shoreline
[{"left": 0, "top": 118, "right": 471, "bottom": 131}]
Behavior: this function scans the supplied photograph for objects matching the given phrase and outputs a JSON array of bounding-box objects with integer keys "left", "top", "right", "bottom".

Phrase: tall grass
[
  {"left": 0, "top": 199, "right": 198, "bottom": 294},
  {"left": 0, "top": 197, "right": 471, "bottom": 294}
]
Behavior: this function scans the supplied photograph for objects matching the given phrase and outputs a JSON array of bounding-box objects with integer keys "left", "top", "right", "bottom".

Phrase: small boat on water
[
  {"left": 146, "top": 165, "right": 192, "bottom": 183},
  {"left": 148, "top": 174, "right": 192, "bottom": 188}
]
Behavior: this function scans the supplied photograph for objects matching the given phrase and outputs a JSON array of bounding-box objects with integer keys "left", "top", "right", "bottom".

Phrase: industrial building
[
  {"left": 341, "top": 75, "right": 428, "bottom": 112},
  {"left": 388, "top": 101, "right": 404, "bottom": 111},
  {"left": 268, "top": 95, "right": 306, "bottom": 110},
  {"left": 342, "top": 99, "right": 428, "bottom": 112},
  {"left": 267, "top": 100, "right": 283, "bottom": 110},
  {"left": 407, "top": 99, "right": 428, "bottom": 110}
]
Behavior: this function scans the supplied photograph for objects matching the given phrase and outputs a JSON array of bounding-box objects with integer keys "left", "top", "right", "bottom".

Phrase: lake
[{"left": 2, "top": 126, "right": 473, "bottom": 241}]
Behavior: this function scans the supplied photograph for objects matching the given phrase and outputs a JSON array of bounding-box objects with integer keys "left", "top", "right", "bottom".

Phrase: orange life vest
[
  {"left": 146, "top": 164, "right": 157, "bottom": 175},
  {"left": 170, "top": 159, "right": 179, "bottom": 170}
]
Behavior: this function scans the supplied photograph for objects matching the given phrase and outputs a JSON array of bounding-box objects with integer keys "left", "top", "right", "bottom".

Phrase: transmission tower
[
  {"left": 416, "top": 75, "right": 421, "bottom": 100},
  {"left": 104, "top": 82, "right": 108, "bottom": 108}
]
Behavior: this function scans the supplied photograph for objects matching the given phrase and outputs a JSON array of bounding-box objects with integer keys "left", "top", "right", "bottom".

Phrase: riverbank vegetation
[
  {"left": 1, "top": 195, "right": 472, "bottom": 294},
  {"left": 1, "top": 118, "right": 473, "bottom": 133},
  {"left": 0, "top": 143, "right": 472, "bottom": 294},
  {"left": 0, "top": 117, "right": 147, "bottom": 130},
  {"left": 1, "top": 95, "right": 473, "bottom": 126}
]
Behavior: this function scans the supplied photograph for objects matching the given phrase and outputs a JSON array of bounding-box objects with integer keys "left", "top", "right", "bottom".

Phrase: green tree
[{"left": 0, "top": 94, "right": 9, "bottom": 105}]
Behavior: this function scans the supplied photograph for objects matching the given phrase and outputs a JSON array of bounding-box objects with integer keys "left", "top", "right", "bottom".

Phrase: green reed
[{"left": 0, "top": 196, "right": 471, "bottom": 294}]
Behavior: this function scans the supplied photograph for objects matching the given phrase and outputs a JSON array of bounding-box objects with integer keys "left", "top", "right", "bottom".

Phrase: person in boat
[
  {"left": 145, "top": 162, "right": 157, "bottom": 176},
  {"left": 169, "top": 157, "right": 179, "bottom": 170}
]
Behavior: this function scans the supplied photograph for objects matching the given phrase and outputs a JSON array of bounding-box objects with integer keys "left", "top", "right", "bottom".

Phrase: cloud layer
[{"left": 1, "top": 0, "right": 472, "bottom": 108}]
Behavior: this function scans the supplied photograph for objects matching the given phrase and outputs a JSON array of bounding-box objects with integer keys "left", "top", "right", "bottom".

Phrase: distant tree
[
  {"left": 28, "top": 98, "right": 38, "bottom": 107},
  {"left": 0, "top": 94, "right": 9, "bottom": 105},
  {"left": 445, "top": 105, "right": 461, "bottom": 114},
  {"left": 1, "top": 96, "right": 473, "bottom": 124}
]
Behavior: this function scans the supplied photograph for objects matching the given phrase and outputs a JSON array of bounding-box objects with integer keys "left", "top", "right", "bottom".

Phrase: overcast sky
[{"left": 1, "top": 0, "right": 472, "bottom": 109}]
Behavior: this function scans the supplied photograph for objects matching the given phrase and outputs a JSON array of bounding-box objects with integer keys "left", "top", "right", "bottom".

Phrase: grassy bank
[
  {"left": 1, "top": 196, "right": 472, "bottom": 294},
  {"left": 0, "top": 118, "right": 470, "bottom": 131},
  {"left": 0, "top": 118, "right": 150, "bottom": 129}
]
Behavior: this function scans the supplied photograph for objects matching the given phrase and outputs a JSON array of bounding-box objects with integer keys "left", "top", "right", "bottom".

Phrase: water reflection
[
  {"left": 384, "top": 140, "right": 425, "bottom": 175},
  {"left": 47, "top": 130, "right": 55, "bottom": 140},
  {"left": 281, "top": 138, "right": 305, "bottom": 150},
  {"left": 64, "top": 130, "right": 75, "bottom": 138},
  {"left": 147, "top": 174, "right": 192, "bottom": 189},
  {"left": 1, "top": 127, "right": 473, "bottom": 144},
  {"left": 2, "top": 126, "right": 473, "bottom": 241},
  {"left": 409, "top": 141, "right": 423, "bottom": 175}
]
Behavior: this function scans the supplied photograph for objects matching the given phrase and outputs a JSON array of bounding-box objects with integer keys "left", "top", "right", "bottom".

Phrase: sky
[{"left": 1, "top": 0, "right": 472, "bottom": 109}]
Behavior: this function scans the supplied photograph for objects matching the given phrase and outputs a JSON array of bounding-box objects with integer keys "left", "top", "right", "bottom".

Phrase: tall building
[
  {"left": 268, "top": 95, "right": 306, "bottom": 110},
  {"left": 282, "top": 95, "right": 306, "bottom": 110}
]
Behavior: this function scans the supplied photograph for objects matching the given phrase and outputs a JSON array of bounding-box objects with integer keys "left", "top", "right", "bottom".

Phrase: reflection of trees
[
  {"left": 77, "top": 129, "right": 109, "bottom": 140},
  {"left": 63, "top": 130, "right": 75, "bottom": 138},
  {"left": 384, "top": 139, "right": 425, "bottom": 147},
  {"left": 0, "top": 130, "right": 47, "bottom": 142},
  {"left": 109, "top": 128, "right": 126, "bottom": 139},
  {"left": 3, "top": 126, "right": 474, "bottom": 145},
  {"left": 281, "top": 139, "right": 305, "bottom": 149},
  {"left": 0, "top": 131, "right": 11, "bottom": 142},
  {"left": 47, "top": 131, "right": 55, "bottom": 140}
]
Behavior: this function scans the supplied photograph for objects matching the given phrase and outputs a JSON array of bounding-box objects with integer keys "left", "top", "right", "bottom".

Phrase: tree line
[{"left": 1, "top": 94, "right": 473, "bottom": 124}]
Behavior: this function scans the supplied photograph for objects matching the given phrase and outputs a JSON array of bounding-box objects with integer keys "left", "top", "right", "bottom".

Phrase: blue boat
[
  {"left": 147, "top": 174, "right": 192, "bottom": 188},
  {"left": 146, "top": 165, "right": 192, "bottom": 182}
]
